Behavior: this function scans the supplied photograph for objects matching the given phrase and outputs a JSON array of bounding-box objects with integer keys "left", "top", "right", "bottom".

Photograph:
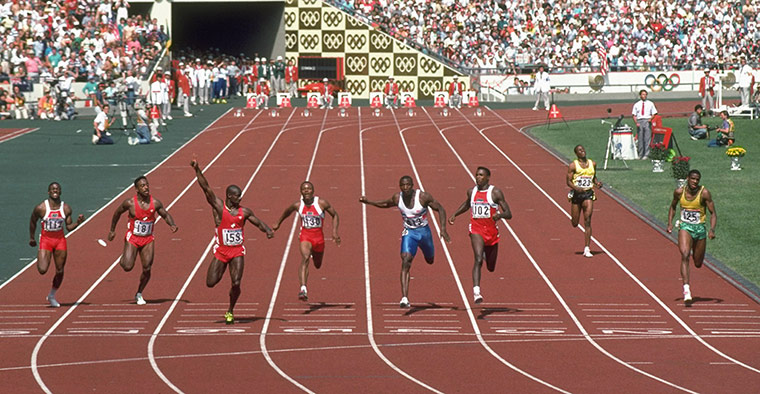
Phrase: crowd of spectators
[
  {"left": 334, "top": 0, "right": 760, "bottom": 74},
  {"left": 0, "top": 0, "right": 168, "bottom": 119}
]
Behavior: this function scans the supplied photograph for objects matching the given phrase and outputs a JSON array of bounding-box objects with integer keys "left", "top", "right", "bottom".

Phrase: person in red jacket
[
  {"left": 698, "top": 69, "right": 715, "bottom": 115},
  {"left": 383, "top": 76, "right": 400, "bottom": 109},
  {"left": 320, "top": 78, "right": 334, "bottom": 109},
  {"left": 448, "top": 75, "right": 465, "bottom": 109},
  {"left": 177, "top": 65, "right": 193, "bottom": 117},
  {"left": 256, "top": 78, "right": 270, "bottom": 109},
  {"left": 285, "top": 59, "right": 298, "bottom": 98}
]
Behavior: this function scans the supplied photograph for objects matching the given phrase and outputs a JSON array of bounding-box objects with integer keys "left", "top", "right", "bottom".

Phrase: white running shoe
[
  {"left": 166, "top": 115, "right": 173, "bottom": 120},
  {"left": 583, "top": 247, "right": 593, "bottom": 258},
  {"left": 47, "top": 295, "right": 60, "bottom": 308},
  {"left": 399, "top": 297, "right": 410, "bottom": 308},
  {"left": 184, "top": 112, "right": 193, "bottom": 117},
  {"left": 532, "top": 107, "right": 538, "bottom": 111},
  {"left": 135, "top": 293, "right": 147, "bottom": 305},
  {"left": 684, "top": 288, "right": 693, "bottom": 303},
  {"left": 474, "top": 293, "right": 483, "bottom": 304}
]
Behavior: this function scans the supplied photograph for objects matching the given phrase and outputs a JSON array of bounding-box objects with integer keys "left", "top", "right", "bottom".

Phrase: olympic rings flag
[{"left": 284, "top": 0, "right": 463, "bottom": 99}]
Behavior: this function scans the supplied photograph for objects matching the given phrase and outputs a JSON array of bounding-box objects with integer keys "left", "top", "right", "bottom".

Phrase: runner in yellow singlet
[
  {"left": 566, "top": 145, "right": 603, "bottom": 258},
  {"left": 667, "top": 169, "right": 717, "bottom": 303}
]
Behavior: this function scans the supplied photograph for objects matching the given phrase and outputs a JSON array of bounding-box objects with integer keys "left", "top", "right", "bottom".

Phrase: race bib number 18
[
  {"left": 222, "top": 228, "right": 243, "bottom": 246},
  {"left": 133, "top": 220, "right": 154, "bottom": 236},
  {"left": 44, "top": 218, "right": 64, "bottom": 232}
]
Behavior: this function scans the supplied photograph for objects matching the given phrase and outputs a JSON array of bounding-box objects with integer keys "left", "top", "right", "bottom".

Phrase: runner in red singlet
[
  {"left": 29, "top": 182, "right": 85, "bottom": 307},
  {"left": 108, "top": 176, "right": 178, "bottom": 305},
  {"left": 449, "top": 166, "right": 512, "bottom": 304},
  {"left": 272, "top": 181, "right": 340, "bottom": 301},
  {"left": 191, "top": 158, "right": 274, "bottom": 324}
]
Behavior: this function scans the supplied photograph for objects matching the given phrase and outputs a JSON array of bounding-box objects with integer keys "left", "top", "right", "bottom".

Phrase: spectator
[
  {"left": 11, "top": 85, "right": 29, "bottom": 119},
  {"left": 273, "top": 56, "right": 286, "bottom": 94},
  {"left": 285, "top": 58, "right": 298, "bottom": 98},
  {"left": 532, "top": 64, "right": 551, "bottom": 111},
  {"left": 699, "top": 69, "right": 716, "bottom": 115},
  {"left": 448, "top": 75, "right": 465, "bottom": 109},
  {"left": 738, "top": 57, "right": 754, "bottom": 107},
  {"left": 688, "top": 104, "right": 709, "bottom": 141}
]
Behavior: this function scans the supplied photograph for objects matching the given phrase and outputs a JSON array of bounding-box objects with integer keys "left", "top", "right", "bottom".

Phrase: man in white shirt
[
  {"left": 532, "top": 64, "right": 551, "bottom": 111},
  {"left": 92, "top": 104, "right": 113, "bottom": 145},
  {"left": 632, "top": 89, "right": 658, "bottom": 159},
  {"left": 149, "top": 73, "right": 166, "bottom": 126},
  {"left": 738, "top": 57, "right": 754, "bottom": 107}
]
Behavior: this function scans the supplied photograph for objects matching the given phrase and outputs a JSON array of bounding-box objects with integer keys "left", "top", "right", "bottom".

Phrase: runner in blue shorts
[
  {"left": 360, "top": 175, "right": 450, "bottom": 308},
  {"left": 667, "top": 169, "right": 717, "bottom": 303}
]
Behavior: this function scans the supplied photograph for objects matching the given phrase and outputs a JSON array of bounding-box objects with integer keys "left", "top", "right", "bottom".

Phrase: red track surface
[
  {"left": 0, "top": 127, "right": 38, "bottom": 143},
  {"left": 2, "top": 105, "right": 759, "bottom": 393}
]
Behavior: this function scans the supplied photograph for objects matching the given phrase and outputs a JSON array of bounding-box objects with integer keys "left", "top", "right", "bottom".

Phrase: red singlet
[
  {"left": 469, "top": 185, "right": 499, "bottom": 246},
  {"left": 126, "top": 195, "right": 156, "bottom": 248},
  {"left": 39, "top": 200, "right": 67, "bottom": 251},
  {"left": 213, "top": 205, "right": 246, "bottom": 263},
  {"left": 298, "top": 196, "right": 325, "bottom": 253}
]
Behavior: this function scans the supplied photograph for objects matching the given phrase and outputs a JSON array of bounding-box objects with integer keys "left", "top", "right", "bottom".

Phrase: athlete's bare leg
[
  {"left": 678, "top": 230, "right": 694, "bottom": 285},
  {"left": 136, "top": 242, "right": 155, "bottom": 294},
  {"left": 484, "top": 244, "right": 499, "bottom": 272},
  {"left": 37, "top": 249, "right": 53, "bottom": 274},
  {"left": 119, "top": 241, "right": 139, "bottom": 271},
  {"left": 206, "top": 258, "right": 227, "bottom": 287},
  {"left": 400, "top": 252, "right": 414, "bottom": 298},
  {"left": 692, "top": 238, "right": 707, "bottom": 268},
  {"left": 470, "top": 234, "right": 486, "bottom": 287},
  {"left": 51, "top": 249, "right": 67, "bottom": 290},
  {"left": 227, "top": 256, "right": 245, "bottom": 314},
  {"left": 299, "top": 241, "right": 314, "bottom": 287},
  {"left": 581, "top": 199, "right": 594, "bottom": 248},
  {"left": 570, "top": 202, "right": 582, "bottom": 228}
]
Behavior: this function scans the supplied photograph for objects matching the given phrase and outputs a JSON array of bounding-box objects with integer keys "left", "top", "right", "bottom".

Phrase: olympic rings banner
[{"left": 285, "top": 0, "right": 462, "bottom": 99}]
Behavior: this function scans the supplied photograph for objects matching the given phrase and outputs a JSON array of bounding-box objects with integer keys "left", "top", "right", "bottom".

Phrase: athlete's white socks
[
  {"left": 300, "top": 285, "right": 307, "bottom": 293},
  {"left": 48, "top": 288, "right": 57, "bottom": 297},
  {"left": 473, "top": 286, "right": 481, "bottom": 295}
]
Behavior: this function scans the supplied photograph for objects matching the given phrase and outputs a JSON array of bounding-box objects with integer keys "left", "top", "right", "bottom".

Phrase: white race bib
[
  {"left": 133, "top": 220, "right": 154, "bottom": 236},
  {"left": 302, "top": 215, "right": 322, "bottom": 229},
  {"left": 472, "top": 203, "right": 491, "bottom": 219},
  {"left": 680, "top": 209, "right": 701, "bottom": 224},
  {"left": 44, "top": 218, "right": 64, "bottom": 232},
  {"left": 403, "top": 216, "right": 425, "bottom": 228},
  {"left": 222, "top": 228, "right": 243, "bottom": 246},
  {"left": 575, "top": 175, "right": 593, "bottom": 189}
]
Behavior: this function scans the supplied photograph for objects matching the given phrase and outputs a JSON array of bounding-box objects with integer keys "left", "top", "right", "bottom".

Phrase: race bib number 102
[{"left": 472, "top": 204, "right": 491, "bottom": 219}]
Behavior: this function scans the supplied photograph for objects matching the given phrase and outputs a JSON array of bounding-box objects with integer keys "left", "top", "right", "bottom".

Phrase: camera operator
[
  {"left": 124, "top": 70, "right": 140, "bottom": 105},
  {"left": 128, "top": 99, "right": 154, "bottom": 145},
  {"left": 11, "top": 85, "right": 29, "bottom": 119},
  {"left": 92, "top": 103, "right": 114, "bottom": 145},
  {"left": 687, "top": 104, "right": 709, "bottom": 140}
]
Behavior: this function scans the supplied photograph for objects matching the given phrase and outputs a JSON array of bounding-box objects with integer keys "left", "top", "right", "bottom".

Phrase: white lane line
[
  {"left": 359, "top": 107, "right": 444, "bottom": 393},
  {"left": 0, "top": 127, "right": 39, "bottom": 143},
  {"left": 437, "top": 108, "right": 699, "bottom": 391},
  {"left": 396, "top": 110, "right": 572, "bottom": 394},
  {"left": 482, "top": 107, "right": 760, "bottom": 375},
  {"left": 30, "top": 108, "right": 237, "bottom": 394}
]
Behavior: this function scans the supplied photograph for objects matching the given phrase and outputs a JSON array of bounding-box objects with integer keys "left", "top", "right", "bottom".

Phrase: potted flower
[
  {"left": 648, "top": 142, "right": 668, "bottom": 172},
  {"left": 671, "top": 156, "right": 691, "bottom": 187},
  {"left": 726, "top": 146, "right": 746, "bottom": 171}
]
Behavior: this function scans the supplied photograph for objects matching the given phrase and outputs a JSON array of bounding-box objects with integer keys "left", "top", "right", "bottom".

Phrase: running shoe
[
  {"left": 684, "top": 288, "right": 693, "bottom": 303},
  {"left": 225, "top": 311, "right": 234, "bottom": 325},
  {"left": 298, "top": 289, "right": 308, "bottom": 301},
  {"left": 474, "top": 293, "right": 484, "bottom": 304},
  {"left": 47, "top": 295, "right": 60, "bottom": 308},
  {"left": 583, "top": 247, "right": 593, "bottom": 258},
  {"left": 399, "top": 297, "right": 410, "bottom": 308},
  {"left": 135, "top": 293, "right": 147, "bottom": 305}
]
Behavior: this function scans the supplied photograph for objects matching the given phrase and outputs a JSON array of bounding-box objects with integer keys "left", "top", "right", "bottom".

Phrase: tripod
[{"left": 602, "top": 115, "right": 632, "bottom": 170}]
